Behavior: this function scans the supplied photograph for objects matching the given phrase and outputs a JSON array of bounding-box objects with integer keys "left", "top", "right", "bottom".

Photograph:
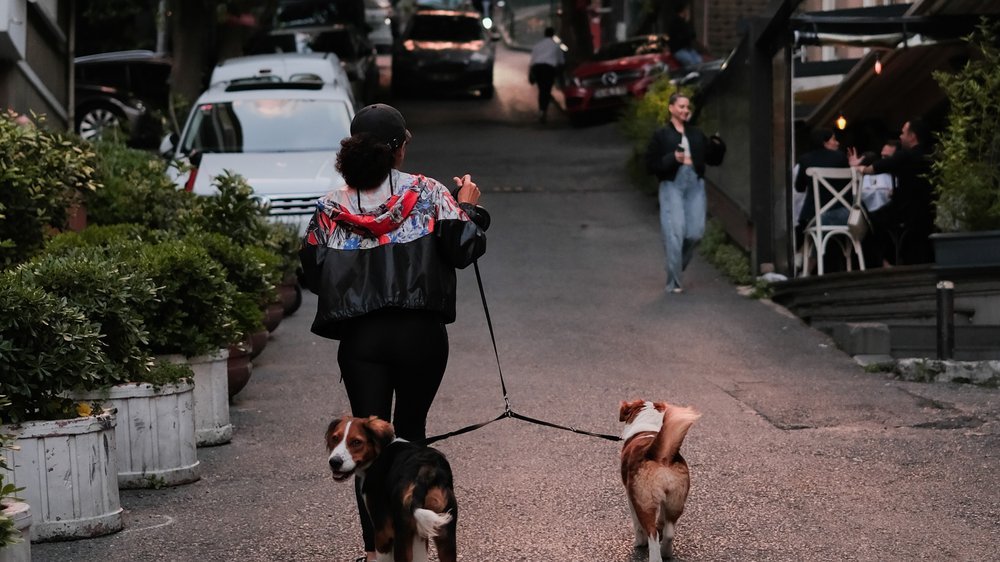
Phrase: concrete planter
[
  {"left": 931, "top": 229, "right": 1000, "bottom": 269},
  {"left": 70, "top": 382, "right": 200, "bottom": 488},
  {"left": 159, "top": 350, "right": 232, "bottom": 447},
  {"left": 227, "top": 341, "right": 253, "bottom": 399},
  {"left": 1, "top": 411, "right": 123, "bottom": 542},
  {"left": 0, "top": 500, "right": 31, "bottom": 562}
]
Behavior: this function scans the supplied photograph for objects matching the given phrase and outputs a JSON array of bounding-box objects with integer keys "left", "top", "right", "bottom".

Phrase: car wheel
[
  {"left": 77, "top": 104, "right": 126, "bottom": 142},
  {"left": 479, "top": 85, "right": 495, "bottom": 99}
]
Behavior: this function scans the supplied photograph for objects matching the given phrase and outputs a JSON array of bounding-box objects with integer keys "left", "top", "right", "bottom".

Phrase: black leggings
[{"left": 337, "top": 308, "right": 449, "bottom": 551}]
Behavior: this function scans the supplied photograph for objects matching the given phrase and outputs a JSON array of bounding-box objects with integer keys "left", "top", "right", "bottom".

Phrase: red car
[{"left": 562, "top": 35, "right": 682, "bottom": 120}]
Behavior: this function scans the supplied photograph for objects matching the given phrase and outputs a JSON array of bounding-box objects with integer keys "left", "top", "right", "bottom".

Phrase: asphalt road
[{"left": 34, "top": 44, "right": 1000, "bottom": 562}]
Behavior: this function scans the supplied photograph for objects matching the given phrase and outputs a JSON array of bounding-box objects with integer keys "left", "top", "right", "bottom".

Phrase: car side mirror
[{"left": 159, "top": 132, "right": 179, "bottom": 157}]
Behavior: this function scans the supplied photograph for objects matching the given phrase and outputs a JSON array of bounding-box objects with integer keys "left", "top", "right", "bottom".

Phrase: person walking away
[
  {"left": 667, "top": 2, "right": 705, "bottom": 69},
  {"left": 646, "top": 93, "right": 725, "bottom": 293},
  {"left": 299, "top": 103, "right": 489, "bottom": 562},
  {"left": 529, "top": 26, "right": 565, "bottom": 123},
  {"left": 849, "top": 118, "right": 935, "bottom": 266}
]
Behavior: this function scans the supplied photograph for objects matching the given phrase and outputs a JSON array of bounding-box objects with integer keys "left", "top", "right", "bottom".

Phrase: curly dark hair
[{"left": 336, "top": 133, "right": 396, "bottom": 190}]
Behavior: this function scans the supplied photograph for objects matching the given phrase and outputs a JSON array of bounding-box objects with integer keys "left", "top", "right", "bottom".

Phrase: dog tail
[
  {"left": 648, "top": 405, "right": 700, "bottom": 463},
  {"left": 414, "top": 508, "right": 453, "bottom": 539}
]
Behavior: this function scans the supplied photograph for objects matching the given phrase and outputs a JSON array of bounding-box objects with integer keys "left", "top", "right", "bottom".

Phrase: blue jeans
[
  {"left": 658, "top": 166, "right": 706, "bottom": 291},
  {"left": 674, "top": 48, "right": 703, "bottom": 68}
]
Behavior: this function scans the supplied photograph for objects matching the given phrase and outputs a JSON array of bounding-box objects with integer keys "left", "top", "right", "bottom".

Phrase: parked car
[
  {"left": 561, "top": 35, "right": 683, "bottom": 121},
  {"left": 164, "top": 53, "right": 356, "bottom": 233},
  {"left": 74, "top": 50, "right": 171, "bottom": 148},
  {"left": 365, "top": 0, "right": 394, "bottom": 53},
  {"left": 245, "top": 0, "right": 380, "bottom": 107},
  {"left": 391, "top": 8, "right": 498, "bottom": 98}
]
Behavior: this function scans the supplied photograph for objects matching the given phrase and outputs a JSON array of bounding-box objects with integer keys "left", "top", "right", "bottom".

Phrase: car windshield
[
  {"left": 180, "top": 98, "right": 352, "bottom": 154},
  {"left": 594, "top": 38, "right": 665, "bottom": 61},
  {"left": 408, "top": 15, "right": 483, "bottom": 42}
]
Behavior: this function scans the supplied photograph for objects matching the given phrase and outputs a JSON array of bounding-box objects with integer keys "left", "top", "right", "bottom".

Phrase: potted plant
[
  {"left": 186, "top": 171, "right": 286, "bottom": 343},
  {"left": 139, "top": 238, "right": 239, "bottom": 446},
  {"left": 929, "top": 19, "right": 1000, "bottom": 268},
  {"left": 183, "top": 230, "right": 280, "bottom": 398},
  {"left": 264, "top": 221, "right": 306, "bottom": 316},
  {"left": 46, "top": 225, "right": 240, "bottom": 447},
  {"left": 0, "top": 273, "right": 122, "bottom": 542},
  {"left": 0, "top": 397, "right": 31, "bottom": 562},
  {"left": 21, "top": 245, "right": 200, "bottom": 488}
]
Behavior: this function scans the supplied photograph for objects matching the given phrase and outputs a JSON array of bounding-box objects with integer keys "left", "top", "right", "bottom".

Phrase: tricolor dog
[
  {"left": 326, "top": 415, "right": 457, "bottom": 562},
  {"left": 619, "top": 400, "right": 701, "bottom": 561}
]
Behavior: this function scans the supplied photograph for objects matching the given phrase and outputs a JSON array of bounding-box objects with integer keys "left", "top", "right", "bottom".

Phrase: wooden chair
[{"left": 798, "top": 167, "right": 866, "bottom": 277}]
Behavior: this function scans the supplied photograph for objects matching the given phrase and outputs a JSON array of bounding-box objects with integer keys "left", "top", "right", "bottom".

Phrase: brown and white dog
[
  {"left": 619, "top": 400, "right": 701, "bottom": 562},
  {"left": 325, "top": 415, "right": 457, "bottom": 562}
]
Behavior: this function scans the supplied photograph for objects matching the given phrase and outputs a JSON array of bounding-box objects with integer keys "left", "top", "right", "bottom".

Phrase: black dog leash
[{"left": 423, "top": 261, "right": 621, "bottom": 445}]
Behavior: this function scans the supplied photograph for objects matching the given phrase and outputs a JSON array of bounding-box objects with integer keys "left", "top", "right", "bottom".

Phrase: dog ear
[
  {"left": 619, "top": 400, "right": 644, "bottom": 422},
  {"left": 365, "top": 416, "right": 396, "bottom": 448}
]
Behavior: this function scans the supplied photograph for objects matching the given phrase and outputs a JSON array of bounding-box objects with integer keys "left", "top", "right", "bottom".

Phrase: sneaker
[{"left": 670, "top": 287, "right": 684, "bottom": 294}]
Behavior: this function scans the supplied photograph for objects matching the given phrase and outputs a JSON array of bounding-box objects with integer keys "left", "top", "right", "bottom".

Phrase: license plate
[
  {"left": 428, "top": 73, "right": 456, "bottom": 82},
  {"left": 593, "top": 86, "right": 627, "bottom": 99}
]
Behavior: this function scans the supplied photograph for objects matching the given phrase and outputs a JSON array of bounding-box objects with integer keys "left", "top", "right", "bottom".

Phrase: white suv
[{"left": 167, "top": 53, "right": 356, "bottom": 232}]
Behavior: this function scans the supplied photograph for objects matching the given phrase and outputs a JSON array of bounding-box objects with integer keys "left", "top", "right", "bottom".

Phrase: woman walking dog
[{"left": 300, "top": 103, "right": 489, "bottom": 562}]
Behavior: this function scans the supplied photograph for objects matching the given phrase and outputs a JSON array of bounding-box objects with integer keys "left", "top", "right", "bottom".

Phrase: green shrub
[
  {"left": 189, "top": 171, "right": 270, "bottom": 246},
  {"left": 262, "top": 220, "right": 305, "bottom": 280},
  {"left": 619, "top": 79, "right": 696, "bottom": 195},
  {"left": 0, "top": 396, "right": 23, "bottom": 547},
  {"left": 87, "top": 140, "right": 197, "bottom": 231},
  {"left": 143, "top": 359, "right": 194, "bottom": 388},
  {"left": 0, "top": 272, "right": 106, "bottom": 423},
  {"left": 16, "top": 250, "right": 157, "bottom": 386},
  {"left": 0, "top": 113, "right": 100, "bottom": 269},
  {"left": 931, "top": 19, "right": 1000, "bottom": 232},
  {"left": 140, "top": 239, "right": 238, "bottom": 357},
  {"left": 700, "top": 219, "right": 754, "bottom": 286},
  {"left": 184, "top": 230, "right": 277, "bottom": 338}
]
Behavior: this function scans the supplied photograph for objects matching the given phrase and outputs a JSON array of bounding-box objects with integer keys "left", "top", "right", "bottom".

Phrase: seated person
[
  {"left": 849, "top": 119, "right": 935, "bottom": 266},
  {"left": 859, "top": 140, "right": 899, "bottom": 212},
  {"left": 795, "top": 127, "right": 851, "bottom": 241}
]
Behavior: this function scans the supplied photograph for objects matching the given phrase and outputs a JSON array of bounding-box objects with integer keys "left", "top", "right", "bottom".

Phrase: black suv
[
  {"left": 74, "top": 50, "right": 171, "bottom": 148},
  {"left": 391, "top": 8, "right": 498, "bottom": 98}
]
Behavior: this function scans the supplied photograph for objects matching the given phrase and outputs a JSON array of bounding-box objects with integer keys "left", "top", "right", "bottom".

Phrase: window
[{"left": 181, "top": 98, "right": 352, "bottom": 154}]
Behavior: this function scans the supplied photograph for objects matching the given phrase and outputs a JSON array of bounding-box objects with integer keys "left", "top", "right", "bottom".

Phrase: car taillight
[{"left": 184, "top": 167, "right": 198, "bottom": 192}]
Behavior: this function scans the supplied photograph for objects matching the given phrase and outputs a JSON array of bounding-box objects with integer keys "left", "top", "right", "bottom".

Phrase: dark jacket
[
  {"left": 299, "top": 171, "right": 487, "bottom": 340},
  {"left": 871, "top": 143, "right": 934, "bottom": 228},
  {"left": 795, "top": 148, "right": 850, "bottom": 227},
  {"left": 646, "top": 122, "right": 724, "bottom": 182}
]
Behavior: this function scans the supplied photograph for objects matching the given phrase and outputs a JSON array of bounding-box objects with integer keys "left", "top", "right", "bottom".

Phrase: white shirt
[{"left": 530, "top": 37, "right": 565, "bottom": 67}]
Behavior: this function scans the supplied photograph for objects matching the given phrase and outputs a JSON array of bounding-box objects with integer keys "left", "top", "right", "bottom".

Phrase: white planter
[
  {"left": 70, "top": 382, "right": 200, "bottom": 488},
  {"left": 1, "top": 411, "right": 123, "bottom": 542},
  {"left": 159, "top": 350, "right": 232, "bottom": 446},
  {"left": 0, "top": 500, "right": 31, "bottom": 562}
]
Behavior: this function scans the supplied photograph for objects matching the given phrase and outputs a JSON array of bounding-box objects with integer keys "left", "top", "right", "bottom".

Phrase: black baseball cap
[{"left": 350, "top": 103, "right": 411, "bottom": 150}]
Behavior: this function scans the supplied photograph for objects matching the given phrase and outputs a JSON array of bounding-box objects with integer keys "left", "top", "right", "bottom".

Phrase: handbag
[{"left": 847, "top": 201, "right": 870, "bottom": 240}]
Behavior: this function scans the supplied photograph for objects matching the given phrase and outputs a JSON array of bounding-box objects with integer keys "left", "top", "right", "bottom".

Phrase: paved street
[{"left": 34, "top": 44, "right": 999, "bottom": 561}]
